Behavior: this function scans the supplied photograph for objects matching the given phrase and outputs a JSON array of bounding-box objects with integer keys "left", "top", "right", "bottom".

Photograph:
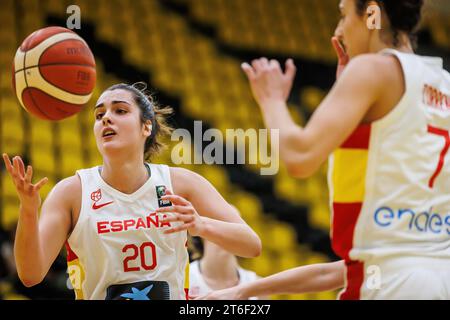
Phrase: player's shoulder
[
  {"left": 169, "top": 166, "right": 209, "bottom": 198},
  {"left": 49, "top": 175, "right": 81, "bottom": 201},
  {"left": 169, "top": 166, "right": 204, "bottom": 184},
  {"left": 347, "top": 53, "right": 400, "bottom": 76},
  {"left": 343, "top": 53, "right": 403, "bottom": 91}
]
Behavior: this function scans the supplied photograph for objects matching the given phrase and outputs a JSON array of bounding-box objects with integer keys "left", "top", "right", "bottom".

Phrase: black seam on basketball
[
  {"left": 23, "top": 50, "right": 53, "bottom": 119},
  {"left": 21, "top": 52, "right": 48, "bottom": 118},
  {"left": 22, "top": 52, "right": 69, "bottom": 120},
  {"left": 15, "top": 63, "right": 96, "bottom": 73}
]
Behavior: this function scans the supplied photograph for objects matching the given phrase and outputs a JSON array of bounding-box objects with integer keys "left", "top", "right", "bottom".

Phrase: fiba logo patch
[{"left": 156, "top": 185, "right": 172, "bottom": 208}]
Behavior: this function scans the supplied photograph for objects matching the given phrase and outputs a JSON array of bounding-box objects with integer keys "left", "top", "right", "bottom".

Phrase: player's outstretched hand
[
  {"left": 156, "top": 189, "right": 204, "bottom": 236},
  {"left": 2, "top": 153, "right": 48, "bottom": 213},
  {"left": 331, "top": 36, "right": 349, "bottom": 79},
  {"left": 241, "top": 57, "right": 296, "bottom": 107}
]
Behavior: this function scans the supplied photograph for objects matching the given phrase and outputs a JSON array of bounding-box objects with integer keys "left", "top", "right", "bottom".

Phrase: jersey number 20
[{"left": 122, "top": 242, "right": 157, "bottom": 272}]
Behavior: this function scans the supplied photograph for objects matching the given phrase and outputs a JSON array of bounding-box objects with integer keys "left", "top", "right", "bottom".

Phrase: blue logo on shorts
[
  {"left": 120, "top": 285, "right": 153, "bottom": 300},
  {"left": 374, "top": 206, "right": 450, "bottom": 235}
]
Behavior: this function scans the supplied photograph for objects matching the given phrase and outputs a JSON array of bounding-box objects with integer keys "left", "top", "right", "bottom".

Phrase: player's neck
[
  {"left": 370, "top": 32, "right": 414, "bottom": 54},
  {"left": 100, "top": 156, "right": 149, "bottom": 194}
]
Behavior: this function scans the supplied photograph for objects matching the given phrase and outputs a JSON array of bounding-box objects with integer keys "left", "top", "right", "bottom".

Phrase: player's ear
[{"left": 143, "top": 120, "right": 152, "bottom": 137}]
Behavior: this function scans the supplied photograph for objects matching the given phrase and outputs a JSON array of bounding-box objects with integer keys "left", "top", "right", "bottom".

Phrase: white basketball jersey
[
  {"left": 328, "top": 49, "right": 450, "bottom": 299},
  {"left": 66, "top": 163, "right": 189, "bottom": 300},
  {"left": 188, "top": 260, "right": 260, "bottom": 299}
]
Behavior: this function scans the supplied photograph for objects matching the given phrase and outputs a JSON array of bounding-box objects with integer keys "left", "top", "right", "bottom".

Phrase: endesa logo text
[{"left": 374, "top": 207, "right": 450, "bottom": 235}]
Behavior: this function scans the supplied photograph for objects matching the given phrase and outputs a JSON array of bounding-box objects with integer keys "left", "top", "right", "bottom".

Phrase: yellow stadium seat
[
  {"left": 31, "top": 145, "right": 55, "bottom": 175},
  {"left": 2, "top": 201, "right": 20, "bottom": 230}
]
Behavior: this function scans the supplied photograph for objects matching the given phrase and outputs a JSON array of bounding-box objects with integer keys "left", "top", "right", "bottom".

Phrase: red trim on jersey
[
  {"left": 340, "top": 261, "right": 364, "bottom": 300},
  {"left": 65, "top": 241, "right": 78, "bottom": 262},
  {"left": 331, "top": 202, "right": 363, "bottom": 260},
  {"left": 185, "top": 288, "right": 189, "bottom": 300},
  {"left": 341, "top": 124, "right": 371, "bottom": 149}
]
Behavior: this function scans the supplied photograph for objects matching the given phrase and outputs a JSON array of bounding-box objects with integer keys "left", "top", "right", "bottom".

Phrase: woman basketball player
[
  {"left": 2, "top": 83, "right": 262, "bottom": 300},
  {"left": 240, "top": 0, "right": 450, "bottom": 299}
]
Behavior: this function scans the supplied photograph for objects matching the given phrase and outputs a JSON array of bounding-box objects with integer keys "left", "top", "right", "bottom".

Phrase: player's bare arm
[
  {"left": 156, "top": 167, "right": 262, "bottom": 258},
  {"left": 242, "top": 54, "right": 403, "bottom": 178},
  {"left": 4, "top": 152, "right": 79, "bottom": 287},
  {"left": 195, "top": 260, "right": 345, "bottom": 300}
]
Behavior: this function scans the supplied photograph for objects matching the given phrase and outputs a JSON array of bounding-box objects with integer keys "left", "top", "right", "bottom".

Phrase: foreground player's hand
[
  {"left": 2, "top": 153, "right": 48, "bottom": 212},
  {"left": 241, "top": 57, "right": 296, "bottom": 107},
  {"left": 156, "top": 189, "right": 204, "bottom": 236},
  {"left": 331, "top": 36, "right": 349, "bottom": 79},
  {"left": 192, "top": 286, "right": 244, "bottom": 300}
]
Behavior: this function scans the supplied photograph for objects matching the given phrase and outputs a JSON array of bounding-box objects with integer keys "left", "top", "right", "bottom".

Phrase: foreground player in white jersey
[
  {"left": 240, "top": 0, "right": 450, "bottom": 299},
  {"left": 2, "top": 83, "right": 262, "bottom": 300}
]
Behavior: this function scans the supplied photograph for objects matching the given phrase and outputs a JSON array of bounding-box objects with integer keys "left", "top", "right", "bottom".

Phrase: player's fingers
[
  {"left": 12, "top": 157, "right": 23, "bottom": 179},
  {"left": 2, "top": 153, "right": 13, "bottom": 174},
  {"left": 331, "top": 37, "right": 348, "bottom": 62},
  {"left": 24, "top": 165, "right": 32, "bottom": 184},
  {"left": 17, "top": 156, "right": 26, "bottom": 177},
  {"left": 241, "top": 62, "right": 256, "bottom": 80},
  {"left": 269, "top": 59, "right": 281, "bottom": 70},
  {"left": 251, "top": 59, "right": 263, "bottom": 74},
  {"left": 163, "top": 222, "right": 193, "bottom": 234},
  {"left": 160, "top": 194, "right": 190, "bottom": 206},
  {"left": 34, "top": 177, "right": 48, "bottom": 192},
  {"left": 160, "top": 212, "right": 194, "bottom": 223},
  {"left": 284, "top": 59, "right": 297, "bottom": 82},
  {"left": 156, "top": 205, "right": 193, "bottom": 215},
  {"left": 260, "top": 57, "right": 269, "bottom": 68}
]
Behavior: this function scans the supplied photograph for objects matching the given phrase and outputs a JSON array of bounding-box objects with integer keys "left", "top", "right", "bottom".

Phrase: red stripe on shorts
[
  {"left": 340, "top": 261, "right": 364, "bottom": 300},
  {"left": 331, "top": 202, "right": 363, "bottom": 260}
]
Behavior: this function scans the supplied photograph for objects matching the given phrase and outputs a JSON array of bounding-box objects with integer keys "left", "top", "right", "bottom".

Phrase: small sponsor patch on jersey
[
  {"left": 105, "top": 280, "right": 170, "bottom": 300},
  {"left": 156, "top": 185, "right": 172, "bottom": 207}
]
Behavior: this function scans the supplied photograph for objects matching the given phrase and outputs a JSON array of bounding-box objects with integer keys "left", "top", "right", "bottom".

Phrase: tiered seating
[
  {"left": 0, "top": 0, "right": 340, "bottom": 299},
  {"left": 170, "top": 0, "right": 340, "bottom": 63},
  {"left": 59, "top": 0, "right": 335, "bottom": 299}
]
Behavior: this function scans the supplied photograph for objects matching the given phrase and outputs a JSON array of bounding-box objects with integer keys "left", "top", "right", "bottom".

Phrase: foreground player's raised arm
[
  {"left": 195, "top": 260, "right": 345, "bottom": 300},
  {"left": 157, "top": 167, "right": 261, "bottom": 258},
  {"left": 243, "top": 54, "right": 390, "bottom": 178},
  {"left": 5, "top": 153, "right": 77, "bottom": 287}
]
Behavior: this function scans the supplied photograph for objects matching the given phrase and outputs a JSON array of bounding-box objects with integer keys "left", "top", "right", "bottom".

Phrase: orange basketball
[{"left": 12, "top": 26, "right": 96, "bottom": 121}]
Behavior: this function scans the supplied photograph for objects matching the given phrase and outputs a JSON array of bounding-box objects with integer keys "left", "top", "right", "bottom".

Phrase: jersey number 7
[{"left": 427, "top": 125, "right": 450, "bottom": 188}]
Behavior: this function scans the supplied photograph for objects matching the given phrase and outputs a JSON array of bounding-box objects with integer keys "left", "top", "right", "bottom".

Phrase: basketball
[{"left": 12, "top": 26, "right": 96, "bottom": 121}]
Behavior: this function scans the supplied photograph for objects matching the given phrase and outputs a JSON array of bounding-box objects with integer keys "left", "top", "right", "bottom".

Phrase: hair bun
[{"left": 382, "top": 0, "right": 424, "bottom": 33}]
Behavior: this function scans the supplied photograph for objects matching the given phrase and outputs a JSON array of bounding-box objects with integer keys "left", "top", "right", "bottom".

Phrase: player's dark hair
[
  {"left": 355, "top": 0, "right": 424, "bottom": 48},
  {"left": 106, "top": 82, "right": 173, "bottom": 160},
  {"left": 188, "top": 236, "right": 204, "bottom": 261}
]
